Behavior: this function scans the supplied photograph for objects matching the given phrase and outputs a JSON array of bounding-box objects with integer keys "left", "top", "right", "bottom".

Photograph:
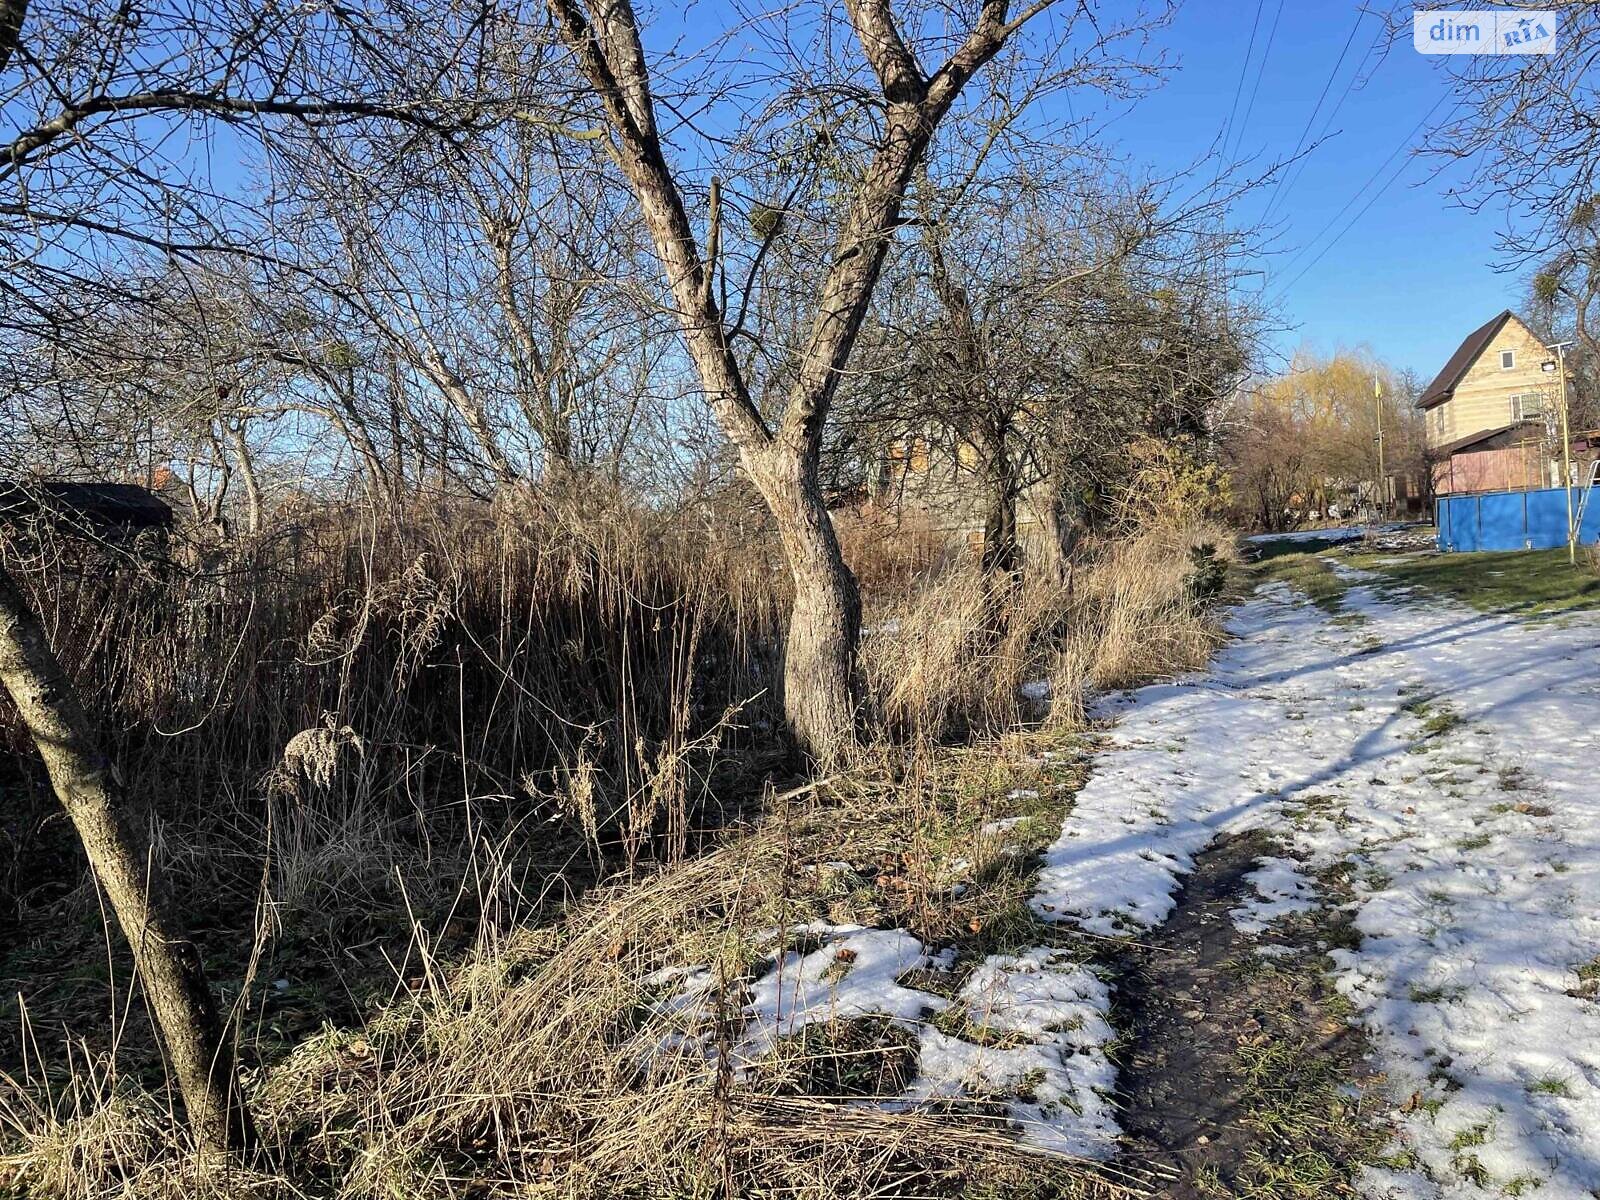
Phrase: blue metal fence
[{"left": 1437, "top": 486, "right": 1600, "bottom": 552}]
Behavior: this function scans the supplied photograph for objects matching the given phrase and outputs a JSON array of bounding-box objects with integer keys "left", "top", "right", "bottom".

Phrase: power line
[
  {"left": 1272, "top": 94, "right": 1460, "bottom": 300},
  {"left": 1231, "top": 0, "right": 1287, "bottom": 161},
  {"left": 1260, "top": 10, "right": 1366, "bottom": 225},
  {"left": 1219, "top": 0, "right": 1267, "bottom": 160},
  {"left": 1274, "top": 91, "right": 1451, "bottom": 281},
  {"left": 1268, "top": 16, "right": 1387, "bottom": 222}
]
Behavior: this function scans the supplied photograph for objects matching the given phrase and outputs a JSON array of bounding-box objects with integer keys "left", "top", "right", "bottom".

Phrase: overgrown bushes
[
  {"left": 862, "top": 521, "right": 1235, "bottom": 741},
  {"left": 1, "top": 496, "right": 784, "bottom": 914}
]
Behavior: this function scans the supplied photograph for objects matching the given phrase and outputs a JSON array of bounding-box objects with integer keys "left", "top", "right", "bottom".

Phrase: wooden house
[
  {"left": 0, "top": 480, "right": 173, "bottom": 531},
  {"left": 1418, "top": 310, "right": 1570, "bottom": 495}
]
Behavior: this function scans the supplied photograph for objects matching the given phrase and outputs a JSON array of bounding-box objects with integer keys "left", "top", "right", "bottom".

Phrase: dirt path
[
  {"left": 631, "top": 564, "right": 1600, "bottom": 1194},
  {"left": 1027, "top": 564, "right": 1600, "bottom": 1196},
  {"left": 1115, "top": 829, "right": 1381, "bottom": 1197}
]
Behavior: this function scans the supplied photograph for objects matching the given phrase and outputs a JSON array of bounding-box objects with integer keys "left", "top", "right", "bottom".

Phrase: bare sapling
[{"left": 0, "top": 563, "right": 255, "bottom": 1153}]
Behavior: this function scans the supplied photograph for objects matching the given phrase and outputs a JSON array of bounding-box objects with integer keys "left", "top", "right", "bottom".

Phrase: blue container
[{"left": 1436, "top": 486, "right": 1599, "bottom": 552}]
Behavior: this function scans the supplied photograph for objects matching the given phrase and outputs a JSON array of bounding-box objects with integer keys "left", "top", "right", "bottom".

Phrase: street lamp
[{"left": 1542, "top": 343, "right": 1576, "bottom": 564}]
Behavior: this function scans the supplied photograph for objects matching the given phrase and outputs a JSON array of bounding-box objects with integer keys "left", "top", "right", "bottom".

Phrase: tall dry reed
[
  {"left": 861, "top": 520, "right": 1234, "bottom": 742},
  {"left": 0, "top": 496, "right": 1233, "bottom": 1200},
  {"left": 0, "top": 492, "right": 789, "bottom": 1130}
]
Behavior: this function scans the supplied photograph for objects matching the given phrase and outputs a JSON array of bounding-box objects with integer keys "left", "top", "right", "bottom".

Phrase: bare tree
[
  {"left": 545, "top": 0, "right": 1141, "bottom": 762},
  {"left": 901, "top": 174, "right": 1162, "bottom": 580},
  {"left": 0, "top": 0, "right": 519, "bottom": 1149},
  {"left": 1421, "top": 2, "right": 1600, "bottom": 255},
  {"left": 1225, "top": 349, "right": 1420, "bottom": 528},
  {"left": 262, "top": 66, "right": 669, "bottom": 500},
  {"left": 0, "top": 565, "right": 256, "bottom": 1150},
  {"left": 1419, "top": 0, "right": 1600, "bottom": 419},
  {"left": 834, "top": 166, "right": 1251, "bottom": 585}
]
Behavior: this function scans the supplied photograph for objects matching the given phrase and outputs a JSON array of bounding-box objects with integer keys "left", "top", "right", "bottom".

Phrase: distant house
[
  {"left": 830, "top": 431, "right": 1061, "bottom": 565},
  {"left": 831, "top": 433, "right": 987, "bottom": 564},
  {"left": 0, "top": 481, "right": 173, "bottom": 532},
  {"left": 1419, "top": 310, "right": 1570, "bottom": 495}
]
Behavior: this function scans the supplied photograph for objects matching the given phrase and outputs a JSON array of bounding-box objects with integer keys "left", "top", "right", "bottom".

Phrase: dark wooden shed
[{"left": 0, "top": 481, "right": 174, "bottom": 530}]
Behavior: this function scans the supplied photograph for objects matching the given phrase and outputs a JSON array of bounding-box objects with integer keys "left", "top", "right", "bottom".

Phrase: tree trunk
[
  {"left": 325, "top": 368, "right": 391, "bottom": 509},
  {"left": 982, "top": 488, "right": 1020, "bottom": 578},
  {"left": 422, "top": 350, "right": 519, "bottom": 487},
  {"left": 225, "top": 421, "right": 262, "bottom": 535},
  {"left": 0, "top": 0, "right": 26, "bottom": 75},
  {"left": 0, "top": 566, "right": 254, "bottom": 1153},
  {"left": 1038, "top": 481, "right": 1083, "bottom": 586},
  {"left": 751, "top": 454, "right": 862, "bottom": 767},
  {"left": 976, "top": 420, "right": 1021, "bottom": 581},
  {"left": 976, "top": 437, "right": 1022, "bottom": 639},
  {"left": 545, "top": 0, "right": 1041, "bottom": 766}
]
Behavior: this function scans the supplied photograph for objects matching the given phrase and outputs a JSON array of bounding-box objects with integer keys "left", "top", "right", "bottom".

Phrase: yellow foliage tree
[{"left": 1226, "top": 348, "right": 1424, "bottom": 529}]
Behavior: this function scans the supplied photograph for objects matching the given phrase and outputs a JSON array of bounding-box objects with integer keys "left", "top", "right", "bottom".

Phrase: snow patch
[
  {"left": 1027, "top": 568, "right": 1600, "bottom": 1196},
  {"left": 906, "top": 948, "right": 1119, "bottom": 1157},
  {"left": 1230, "top": 856, "right": 1316, "bottom": 935},
  {"left": 653, "top": 926, "right": 1118, "bottom": 1157}
]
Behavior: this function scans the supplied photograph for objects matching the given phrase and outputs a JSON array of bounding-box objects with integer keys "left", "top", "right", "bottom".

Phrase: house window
[
  {"left": 1501, "top": 349, "right": 1516, "bottom": 369},
  {"left": 889, "top": 437, "right": 931, "bottom": 473},
  {"left": 1510, "top": 393, "right": 1544, "bottom": 421}
]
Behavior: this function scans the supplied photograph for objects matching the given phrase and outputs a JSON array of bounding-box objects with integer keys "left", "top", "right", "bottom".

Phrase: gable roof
[{"left": 1417, "top": 309, "right": 1516, "bottom": 411}]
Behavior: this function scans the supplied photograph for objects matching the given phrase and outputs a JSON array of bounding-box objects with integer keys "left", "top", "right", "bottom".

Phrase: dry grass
[
  {"left": 0, "top": 499, "right": 1232, "bottom": 1199},
  {"left": 2, "top": 750, "right": 1137, "bottom": 1199},
  {"left": 1053, "top": 522, "right": 1235, "bottom": 699},
  {"left": 0, "top": 494, "right": 790, "bottom": 1184},
  {"left": 863, "top": 521, "right": 1234, "bottom": 742},
  {"left": 835, "top": 503, "right": 963, "bottom": 599},
  {"left": 5, "top": 490, "right": 783, "bottom": 835},
  {"left": 0, "top": 490, "right": 785, "bottom": 903}
]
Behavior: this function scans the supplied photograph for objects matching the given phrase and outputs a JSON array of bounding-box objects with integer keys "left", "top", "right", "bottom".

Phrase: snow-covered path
[{"left": 1033, "top": 571, "right": 1600, "bottom": 1197}]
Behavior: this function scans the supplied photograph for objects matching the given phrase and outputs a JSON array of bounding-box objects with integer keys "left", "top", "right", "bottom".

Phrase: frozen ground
[
  {"left": 1242, "top": 521, "right": 1426, "bottom": 545},
  {"left": 1243, "top": 525, "right": 1369, "bottom": 544},
  {"left": 655, "top": 917, "right": 1122, "bottom": 1157},
  {"left": 657, "top": 565, "right": 1600, "bottom": 1186},
  {"left": 1032, "top": 569, "right": 1600, "bottom": 1196}
]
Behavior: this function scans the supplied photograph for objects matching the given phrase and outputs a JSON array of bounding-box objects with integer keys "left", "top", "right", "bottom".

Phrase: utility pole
[
  {"left": 1374, "top": 376, "right": 1387, "bottom": 520},
  {"left": 1543, "top": 342, "right": 1576, "bottom": 565}
]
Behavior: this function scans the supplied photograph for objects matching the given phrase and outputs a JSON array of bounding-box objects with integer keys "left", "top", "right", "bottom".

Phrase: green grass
[
  {"left": 1399, "top": 693, "right": 1464, "bottom": 741},
  {"left": 1529, "top": 1075, "right": 1574, "bottom": 1098},
  {"left": 1448, "top": 1121, "right": 1490, "bottom": 1151},
  {"left": 1215, "top": 1003, "right": 1389, "bottom": 1198},
  {"left": 1408, "top": 984, "right": 1466, "bottom": 1004},
  {"left": 1570, "top": 954, "right": 1600, "bottom": 999},
  {"left": 1244, "top": 552, "right": 1351, "bottom": 613},
  {"left": 1181, "top": 849, "right": 1391, "bottom": 1200},
  {"left": 1346, "top": 548, "right": 1600, "bottom": 617},
  {"left": 1246, "top": 531, "right": 1362, "bottom": 561}
]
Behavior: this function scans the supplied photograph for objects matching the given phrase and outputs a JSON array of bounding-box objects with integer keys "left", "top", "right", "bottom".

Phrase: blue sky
[
  {"left": 180, "top": 1, "right": 1526, "bottom": 387},
  {"left": 1093, "top": 0, "right": 1525, "bottom": 381},
  {"left": 658, "top": 0, "right": 1528, "bottom": 382}
]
